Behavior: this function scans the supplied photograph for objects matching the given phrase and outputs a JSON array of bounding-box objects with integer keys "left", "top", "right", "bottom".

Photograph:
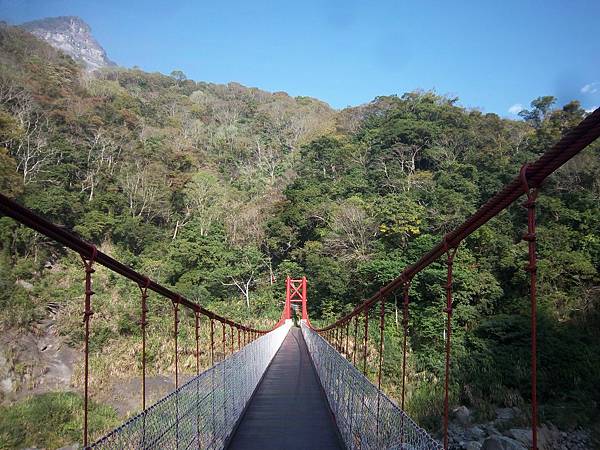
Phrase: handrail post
[
  {"left": 221, "top": 322, "right": 226, "bottom": 361},
  {"left": 362, "top": 308, "right": 369, "bottom": 375},
  {"left": 521, "top": 164, "right": 539, "bottom": 450},
  {"left": 138, "top": 277, "right": 150, "bottom": 411},
  {"left": 376, "top": 292, "right": 386, "bottom": 447},
  {"left": 80, "top": 245, "right": 97, "bottom": 449},
  {"left": 172, "top": 298, "right": 180, "bottom": 450},
  {"left": 194, "top": 311, "right": 200, "bottom": 445},
  {"left": 138, "top": 276, "right": 150, "bottom": 449},
  {"left": 442, "top": 240, "right": 459, "bottom": 450},
  {"left": 210, "top": 319, "right": 215, "bottom": 365},
  {"left": 344, "top": 320, "right": 350, "bottom": 357},
  {"left": 400, "top": 279, "right": 411, "bottom": 446},
  {"left": 352, "top": 315, "right": 359, "bottom": 366}
]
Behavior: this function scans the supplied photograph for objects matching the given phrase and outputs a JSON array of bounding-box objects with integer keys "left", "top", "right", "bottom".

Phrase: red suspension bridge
[{"left": 0, "top": 108, "right": 599, "bottom": 450}]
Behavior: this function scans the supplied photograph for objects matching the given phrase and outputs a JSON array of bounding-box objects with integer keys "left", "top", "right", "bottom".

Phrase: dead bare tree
[
  {"left": 221, "top": 251, "right": 266, "bottom": 308},
  {"left": 120, "top": 160, "right": 169, "bottom": 220},
  {"left": 223, "top": 272, "right": 255, "bottom": 309},
  {"left": 326, "top": 200, "right": 377, "bottom": 261},
  {"left": 254, "top": 137, "right": 280, "bottom": 184},
  {"left": 80, "top": 129, "right": 123, "bottom": 201},
  {"left": 175, "top": 172, "right": 226, "bottom": 239},
  {"left": 0, "top": 80, "right": 55, "bottom": 184}
]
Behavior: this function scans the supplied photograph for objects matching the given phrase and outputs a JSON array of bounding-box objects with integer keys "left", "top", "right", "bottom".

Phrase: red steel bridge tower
[{"left": 282, "top": 276, "right": 308, "bottom": 322}]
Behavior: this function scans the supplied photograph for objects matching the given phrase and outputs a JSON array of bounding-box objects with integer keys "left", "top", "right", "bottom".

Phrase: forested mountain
[{"left": 0, "top": 20, "right": 598, "bottom": 449}]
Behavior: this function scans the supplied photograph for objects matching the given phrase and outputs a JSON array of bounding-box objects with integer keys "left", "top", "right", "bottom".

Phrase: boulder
[
  {"left": 453, "top": 405, "right": 472, "bottom": 426},
  {"left": 495, "top": 407, "right": 520, "bottom": 423},
  {"left": 16, "top": 279, "right": 33, "bottom": 291},
  {"left": 481, "top": 435, "right": 526, "bottom": 450},
  {"left": 507, "top": 429, "right": 531, "bottom": 447},
  {"left": 507, "top": 424, "right": 567, "bottom": 449},
  {"left": 464, "top": 442, "right": 482, "bottom": 450},
  {"left": 482, "top": 424, "right": 501, "bottom": 436},
  {"left": 465, "top": 426, "right": 486, "bottom": 441}
]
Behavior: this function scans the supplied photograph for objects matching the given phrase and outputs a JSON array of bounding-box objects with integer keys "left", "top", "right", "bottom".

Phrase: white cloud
[
  {"left": 581, "top": 82, "right": 599, "bottom": 94},
  {"left": 585, "top": 106, "right": 598, "bottom": 113},
  {"left": 508, "top": 103, "right": 524, "bottom": 115}
]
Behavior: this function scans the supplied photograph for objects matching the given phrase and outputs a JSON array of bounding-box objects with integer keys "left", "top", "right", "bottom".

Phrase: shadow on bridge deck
[{"left": 227, "top": 326, "right": 344, "bottom": 450}]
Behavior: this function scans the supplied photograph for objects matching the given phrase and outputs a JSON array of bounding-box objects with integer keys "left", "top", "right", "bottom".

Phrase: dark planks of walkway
[{"left": 227, "top": 326, "right": 344, "bottom": 450}]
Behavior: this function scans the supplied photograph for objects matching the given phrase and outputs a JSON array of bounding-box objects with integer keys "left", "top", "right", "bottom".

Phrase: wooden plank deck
[{"left": 227, "top": 326, "right": 344, "bottom": 450}]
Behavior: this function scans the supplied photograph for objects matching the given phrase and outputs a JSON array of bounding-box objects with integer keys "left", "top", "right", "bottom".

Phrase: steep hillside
[{"left": 0, "top": 21, "right": 598, "bottom": 449}]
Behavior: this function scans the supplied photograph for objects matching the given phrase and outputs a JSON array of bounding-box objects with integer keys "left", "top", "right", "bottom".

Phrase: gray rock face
[
  {"left": 0, "top": 312, "right": 78, "bottom": 400},
  {"left": 20, "top": 16, "right": 115, "bottom": 71}
]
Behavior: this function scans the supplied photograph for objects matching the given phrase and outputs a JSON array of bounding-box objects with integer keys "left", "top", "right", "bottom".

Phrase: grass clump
[{"left": 0, "top": 392, "right": 119, "bottom": 450}]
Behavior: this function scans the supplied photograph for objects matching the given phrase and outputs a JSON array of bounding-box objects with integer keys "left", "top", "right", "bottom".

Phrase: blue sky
[{"left": 1, "top": 0, "right": 599, "bottom": 115}]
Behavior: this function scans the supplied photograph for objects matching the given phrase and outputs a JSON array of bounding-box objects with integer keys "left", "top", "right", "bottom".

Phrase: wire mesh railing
[
  {"left": 90, "top": 321, "right": 291, "bottom": 450},
  {"left": 301, "top": 322, "right": 443, "bottom": 450}
]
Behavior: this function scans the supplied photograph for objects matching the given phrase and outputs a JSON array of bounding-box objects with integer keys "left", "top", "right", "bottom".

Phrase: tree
[
  {"left": 0, "top": 147, "right": 23, "bottom": 197},
  {"left": 325, "top": 197, "right": 376, "bottom": 261},
  {"left": 80, "top": 128, "right": 122, "bottom": 201},
  {"left": 119, "top": 160, "right": 170, "bottom": 220},
  {"left": 170, "top": 70, "right": 187, "bottom": 84},
  {"left": 375, "top": 194, "right": 425, "bottom": 247},
  {"left": 221, "top": 246, "right": 266, "bottom": 308},
  {"left": 519, "top": 96, "right": 556, "bottom": 128},
  {"left": 1, "top": 87, "right": 55, "bottom": 184},
  {"left": 175, "top": 171, "right": 226, "bottom": 239}
]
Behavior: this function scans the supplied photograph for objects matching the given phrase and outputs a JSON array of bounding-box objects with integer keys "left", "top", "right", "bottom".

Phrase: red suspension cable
[{"left": 311, "top": 108, "right": 600, "bottom": 334}]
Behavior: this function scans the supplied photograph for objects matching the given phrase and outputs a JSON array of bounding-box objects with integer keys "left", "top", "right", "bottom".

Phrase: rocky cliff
[{"left": 20, "top": 16, "right": 115, "bottom": 71}]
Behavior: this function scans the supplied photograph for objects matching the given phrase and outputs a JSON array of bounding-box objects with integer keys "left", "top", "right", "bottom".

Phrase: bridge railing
[
  {"left": 311, "top": 108, "right": 600, "bottom": 450},
  {"left": 302, "top": 322, "right": 443, "bottom": 450},
  {"left": 91, "top": 321, "right": 291, "bottom": 449},
  {"left": 0, "top": 192, "right": 284, "bottom": 447}
]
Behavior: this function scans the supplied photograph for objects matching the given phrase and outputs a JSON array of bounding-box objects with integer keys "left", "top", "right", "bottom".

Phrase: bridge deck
[{"left": 227, "top": 326, "right": 344, "bottom": 450}]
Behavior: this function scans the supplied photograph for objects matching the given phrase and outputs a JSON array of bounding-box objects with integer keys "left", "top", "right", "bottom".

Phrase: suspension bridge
[{"left": 0, "top": 108, "right": 599, "bottom": 450}]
